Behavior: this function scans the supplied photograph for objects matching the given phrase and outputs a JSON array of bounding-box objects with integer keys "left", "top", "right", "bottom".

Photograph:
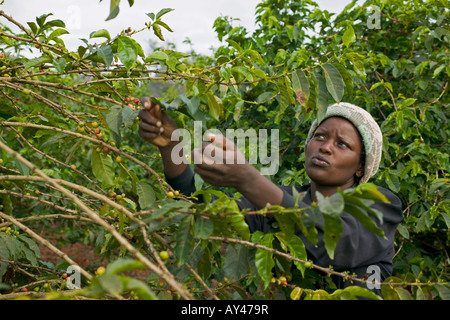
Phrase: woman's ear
[{"left": 356, "top": 161, "right": 364, "bottom": 178}]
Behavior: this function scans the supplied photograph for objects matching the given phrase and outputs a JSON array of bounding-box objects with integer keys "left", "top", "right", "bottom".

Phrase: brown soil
[
  {"left": 39, "top": 241, "right": 106, "bottom": 271},
  {"left": 36, "top": 225, "right": 149, "bottom": 279}
]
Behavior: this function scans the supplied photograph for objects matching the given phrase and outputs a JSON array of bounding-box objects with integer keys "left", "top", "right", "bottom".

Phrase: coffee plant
[{"left": 0, "top": 0, "right": 448, "bottom": 300}]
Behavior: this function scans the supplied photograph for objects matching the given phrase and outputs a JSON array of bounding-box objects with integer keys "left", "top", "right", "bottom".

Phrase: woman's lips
[{"left": 311, "top": 156, "right": 330, "bottom": 167}]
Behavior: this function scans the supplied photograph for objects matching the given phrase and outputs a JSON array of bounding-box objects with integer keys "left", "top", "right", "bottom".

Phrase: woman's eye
[
  {"left": 338, "top": 141, "right": 348, "bottom": 148},
  {"left": 314, "top": 133, "right": 325, "bottom": 139}
]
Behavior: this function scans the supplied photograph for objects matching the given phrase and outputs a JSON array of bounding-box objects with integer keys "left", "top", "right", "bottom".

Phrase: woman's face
[{"left": 305, "top": 117, "right": 364, "bottom": 190}]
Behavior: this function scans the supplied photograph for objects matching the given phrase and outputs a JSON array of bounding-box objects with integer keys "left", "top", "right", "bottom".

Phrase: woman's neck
[
  {"left": 310, "top": 184, "right": 338, "bottom": 202},
  {"left": 310, "top": 180, "right": 356, "bottom": 202}
]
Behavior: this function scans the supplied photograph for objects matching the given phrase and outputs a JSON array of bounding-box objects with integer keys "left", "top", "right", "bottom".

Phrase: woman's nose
[{"left": 319, "top": 139, "right": 332, "bottom": 154}]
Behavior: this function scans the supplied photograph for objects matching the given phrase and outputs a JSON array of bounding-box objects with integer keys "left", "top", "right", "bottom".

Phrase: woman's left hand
[{"left": 192, "top": 133, "right": 256, "bottom": 189}]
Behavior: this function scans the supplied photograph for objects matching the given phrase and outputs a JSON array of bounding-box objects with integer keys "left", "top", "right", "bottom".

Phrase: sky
[{"left": 1, "top": 0, "right": 360, "bottom": 56}]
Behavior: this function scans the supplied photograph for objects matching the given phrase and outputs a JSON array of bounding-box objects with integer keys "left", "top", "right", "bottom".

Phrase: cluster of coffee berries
[
  {"left": 166, "top": 190, "right": 180, "bottom": 198},
  {"left": 77, "top": 121, "right": 87, "bottom": 133},
  {"left": 125, "top": 97, "right": 140, "bottom": 110},
  {"left": 0, "top": 226, "right": 19, "bottom": 236},
  {"left": 108, "top": 191, "right": 126, "bottom": 201},
  {"left": 271, "top": 276, "right": 289, "bottom": 287}
]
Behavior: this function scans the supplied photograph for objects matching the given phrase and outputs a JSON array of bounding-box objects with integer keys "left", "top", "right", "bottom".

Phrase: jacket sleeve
[
  {"left": 280, "top": 187, "right": 403, "bottom": 270},
  {"left": 164, "top": 165, "right": 197, "bottom": 197}
]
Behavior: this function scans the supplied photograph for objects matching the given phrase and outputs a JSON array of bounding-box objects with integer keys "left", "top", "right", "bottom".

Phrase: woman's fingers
[
  {"left": 205, "top": 133, "right": 230, "bottom": 150},
  {"left": 141, "top": 96, "right": 163, "bottom": 117},
  {"left": 139, "top": 119, "right": 163, "bottom": 134},
  {"left": 138, "top": 108, "right": 162, "bottom": 127}
]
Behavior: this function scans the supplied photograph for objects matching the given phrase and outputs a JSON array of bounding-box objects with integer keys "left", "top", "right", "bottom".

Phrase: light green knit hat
[{"left": 305, "top": 102, "right": 383, "bottom": 185}]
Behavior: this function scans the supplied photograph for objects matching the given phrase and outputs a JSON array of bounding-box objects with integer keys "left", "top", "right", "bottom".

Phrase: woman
[{"left": 138, "top": 98, "right": 403, "bottom": 295}]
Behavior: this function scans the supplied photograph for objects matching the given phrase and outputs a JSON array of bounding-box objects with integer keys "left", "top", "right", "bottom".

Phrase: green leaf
[
  {"left": 136, "top": 181, "right": 156, "bottom": 210},
  {"left": 145, "top": 51, "right": 168, "bottom": 63},
  {"left": 52, "top": 57, "right": 66, "bottom": 74},
  {"left": 24, "top": 55, "right": 52, "bottom": 70},
  {"left": 0, "top": 234, "right": 10, "bottom": 256},
  {"left": 231, "top": 66, "right": 253, "bottom": 82},
  {"left": 103, "top": 105, "right": 122, "bottom": 146},
  {"left": 433, "top": 65, "right": 445, "bottom": 78},
  {"left": 47, "top": 28, "right": 70, "bottom": 42},
  {"left": 17, "top": 235, "right": 40, "bottom": 260},
  {"left": 91, "top": 148, "right": 115, "bottom": 189},
  {"left": 16, "top": 241, "right": 38, "bottom": 265},
  {"left": 155, "top": 8, "right": 174, "bottom": 20},
  {"left": 226, "top": 39, "right": 243, "bottom": 53},
  {"left": 153, "top": 20, "right": 173, "bottom": 33},
  {"left": 353, "top": 183, "right": 389, "bottom": 203},
  {"left": 226, "top": 212, "right": 250, "bottom": 241},
  {"left": 125, "top": 278, "right": 158, "bottom": 300},
  {"left": 2, "top": 235, "right": 19, "bottom": 260},
  {"left": 117, "top": 36, "right": 138, "bottom": 70},
  {"left": 90, "top": 29, "right": 111, "bottom": 41},
  {"left": 306, "top": 70, "right": 319, "bottom": 112},
  {"left": 98, "top": 274, "right": 123, "bottom": 295},
  {"left": 322, "top": 214, "right": 343, "bottom": 260},
  {"left": 193, "top": 216, "right": 214, "bottom": 240},
  {"left": 145, "top": 198, "right": 191, "bottom": 222},
  {"left": 106, "top": 258, "right": 146, "bottom": 275},
  {"left": 14, "top": 158, "right": 30, "bottom": 176},
  {"left": 317, "top": 192, "right": 345, "bottom": 216},
  {"left": 27, "top": 22, "right": 38, "bottom": 34},
  {"left": 223, "top": 245, "right": 250, "bottom": 281},
  {"left": 106, "top": 0, "right": 121, "bottom": 20},
  {"left": 332, "top": 62, "right": 353, "bottom": 96},
  {"left": 206, "top": 92, "right": 224, "bottom": 121},
  {"left": 333, "top": 286, "right": 380, "bottom": 300},
  {"left": 321, "top": 63, "right": 345, "bottom": 102},
  {"left": 255, "top": 233, "right": 275, "bottom": 289},
  {"left": 291, "top": 69, "right": 310, "bottom": 106},
  {"left": 343, "top": 26, "right": 356, "bottom": 47},
  {"left": 0, "top": 262, "right": 8, "bottom": 281},
  {"left": 434, "top": 284, "right": 450, "bottom": 300},
  {"left": 43, "top": 19, "right": 66, "bottom": 29},
  {"left": 97, "top": 45, "right": 113, "bottom": 68},
  {"left": 344, "top": 203, "right": 385, "bottom": 237},
  {"left": 290, "top": 287, "right": 303, "bottom": 300},
  {"left": 286, "top": 235, "right": 307, "bottom": 277},
  {"left": 152, "top": 24, "right": 164, "bottom": 41},
  {"left": 315, "top": 70, "right": 328, "bottom": 122},
  {"left": 174, "top": 216, "right": 193, "bottom": 266},
  {"left": 275, "top": 78, "right": 291, "bottom": 124},
  {"left": 381, "top": 277, "right": 402, "bottom": 299},
  {"left": 36, "top": 13, "right": 52, "bottom": 28},
  {"left": 317, "top": 192, "right": 345, "bottom": 259},
  {"left": 346, "top": 52, "right": 366, "bottom": 79},
  {"left": 395, "top": 287, "right": 413, "bottom": 300},
  {"left": 121, "top": 105, "right": 139, "bottom": 128}
]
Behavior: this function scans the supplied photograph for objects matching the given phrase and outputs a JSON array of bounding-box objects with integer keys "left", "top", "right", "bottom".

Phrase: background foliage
[{"left": 0, "top": 0, "right": 448, "bottom": 300}]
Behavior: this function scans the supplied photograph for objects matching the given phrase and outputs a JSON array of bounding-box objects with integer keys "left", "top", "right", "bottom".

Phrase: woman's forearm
[
  {"left": 159, "top": 141, "right": 187, "bottom": 178},
  {"left": 235, "top": 165, "right": 284, "bottom": 209}
]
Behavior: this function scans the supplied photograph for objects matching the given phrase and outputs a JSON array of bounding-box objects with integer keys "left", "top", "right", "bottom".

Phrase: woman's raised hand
[
  {"left": 192, "top": 133, "right": 253, "bottom": 189},
  {"left": 138, "top": 96, "right": 177, "bottom": 148}
]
